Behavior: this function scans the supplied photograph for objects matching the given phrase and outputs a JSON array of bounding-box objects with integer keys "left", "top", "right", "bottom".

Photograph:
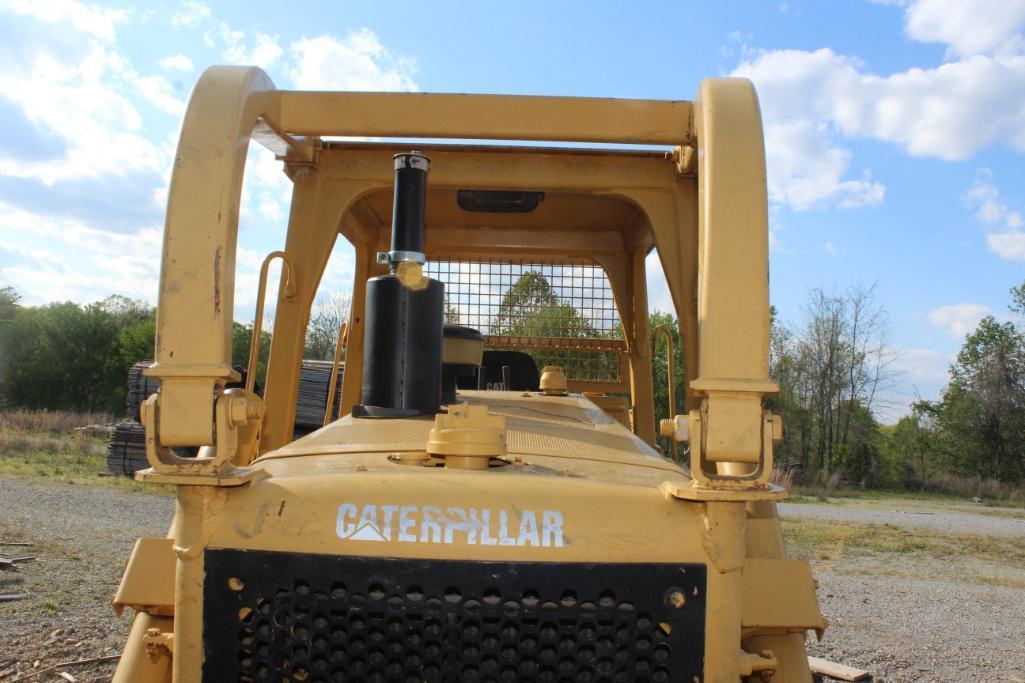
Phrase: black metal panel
[
  {"left": 358, "top": 274, "right": 444, "bottom": 417},
  {"left": 203, "top": 549, "right": 706, "bottom": 683}
]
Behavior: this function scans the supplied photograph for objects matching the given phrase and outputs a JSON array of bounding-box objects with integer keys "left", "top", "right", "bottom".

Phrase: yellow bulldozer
[{"left": 111, "top": 66, "right": 826, "bottom": 682}]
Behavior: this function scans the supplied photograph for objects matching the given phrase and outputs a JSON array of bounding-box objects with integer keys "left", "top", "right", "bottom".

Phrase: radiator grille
[{"left": 203, "top": 550, "right": 705, "bottom": 682}]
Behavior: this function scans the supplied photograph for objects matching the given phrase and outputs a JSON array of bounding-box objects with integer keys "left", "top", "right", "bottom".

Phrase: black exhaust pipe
[{"left": 355, "top": 152, "right": 444, "bottom": 418}]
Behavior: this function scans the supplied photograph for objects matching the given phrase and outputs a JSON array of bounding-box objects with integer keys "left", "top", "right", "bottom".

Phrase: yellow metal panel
[
  {"left": 694, "top": 78, "right": 771, "bottom": 383},
  {"left": 112, "top": 537, "right": 176, "bottom": 616},
  {"left": 742, "top": 558, "right": 826, "bottom": 630},
  {"left": 704, "top": 392, "right": 764, "bottom": 463},
  {"left": 267, "top": 392, "right": 677, "bottom": 472},
  {"left": 150, "top": 66, "right": 280, "bottom": 445},
  {"left": 111, "top": 613, "right": 173, "bottom": 683},
  {"left": 280, "top": 91, "right": 693, "bottom": 145}
]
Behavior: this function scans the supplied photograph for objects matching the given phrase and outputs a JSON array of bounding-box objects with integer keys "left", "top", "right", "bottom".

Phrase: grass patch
[
  {"left": 789, "top": 485, "right": 1025, "bottom": 509},
  {"left": 781, "top": 518, "right": 1025, "bottom": 565},
  {"left": 973, "top": 573, "right": 1025, "bottom": 590},
  {"left": 0, "top": 446, "right": 167, "bottom": 493},
  {"left": 0, "top": 413, "right": 169, "bottom": 494}
]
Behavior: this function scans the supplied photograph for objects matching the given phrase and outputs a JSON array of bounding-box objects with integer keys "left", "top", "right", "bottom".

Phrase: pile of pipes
[
  {"left": 107, "top": 360, "right": 342, "bottom": 475},
  {"left": 125, "top": 361, "right": 161, "bottom": 421},
  {"left": 294, "top": 360, "right": 345, "bottom": 433},
  {"left": 106, "top": 421, "right": 149, "bottom": 476}
]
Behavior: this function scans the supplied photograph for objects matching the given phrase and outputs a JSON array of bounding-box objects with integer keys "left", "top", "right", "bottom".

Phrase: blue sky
[{"left": 0, "top": 0, "right": 1023, "bottom": 420}]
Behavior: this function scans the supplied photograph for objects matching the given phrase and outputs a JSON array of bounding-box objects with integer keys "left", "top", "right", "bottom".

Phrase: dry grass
[
  {"left": 769, "top": 466, "right": 799, "bottom": 489},
  {"left": 781, "top": 518, "right": 1025, "bottom": 566},
  {"left": 0, "top": 408, "right": 111, "bottom": 434},
  {"left": 922, "top": 471, "right": 1025, "bottom": 506},
  {"left": 0, "top": 409, "right": 163, "bottom": 493}
]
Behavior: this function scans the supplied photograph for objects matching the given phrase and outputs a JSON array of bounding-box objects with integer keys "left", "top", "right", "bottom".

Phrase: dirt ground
[{"left": 1, "top": 476, "right": 1022, "bottom": 682}]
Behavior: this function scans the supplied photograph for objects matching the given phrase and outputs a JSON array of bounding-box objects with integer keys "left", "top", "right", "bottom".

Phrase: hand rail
[
  {"left": 246, "top": 251, "right": 296, "bottom": 394},
  {"left": 652, "top": 323, "right": 678, "bottom": 461},
  {"left": 323, "top": 321, "right": 348, "bottom": 426}
]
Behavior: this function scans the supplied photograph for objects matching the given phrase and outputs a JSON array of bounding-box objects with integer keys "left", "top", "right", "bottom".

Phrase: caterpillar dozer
[{"left": 111, "top": 66, "right": 826, "bottom": 683}]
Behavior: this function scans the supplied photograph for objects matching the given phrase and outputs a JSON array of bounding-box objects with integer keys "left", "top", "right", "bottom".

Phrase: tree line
[
  {"left": 0, "top": 285, "right": 348, "bottom": 416},
  {"left": 3, "top": 274, "right": 1023, "bottom": 493},
  {"left": 768, "top": 281, "right": 1025, "bottom": 489}
]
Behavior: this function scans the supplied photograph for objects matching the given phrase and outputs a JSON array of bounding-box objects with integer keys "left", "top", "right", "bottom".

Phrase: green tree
[
  {"left": 932, "top": 315, "right": 1025, "bottom": 482},
  {"left": 232, "top": 322, "right": 272, "bottom": 389},
  {"left": 766, "top": 287, "right": 898, "bottom": 483},
  {"left": 492, "top": 271, "right": 596, "bottom": 338},
  {"left": 304, "top": 293, "right": 351, "bottom": 361},
  {"left": 0, "top": 285, "right": 23, "bottom": 407},
  {"left": 3, "top": 302, "right": 122, "bottom": 412},
  {"left": 492, "top": 271, "right": 607, "bottom": 379}
]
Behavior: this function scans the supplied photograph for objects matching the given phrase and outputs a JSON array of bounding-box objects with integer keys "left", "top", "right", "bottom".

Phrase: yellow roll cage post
[{"left": 122, "top": 66, "right": 822, "bottom": 683}]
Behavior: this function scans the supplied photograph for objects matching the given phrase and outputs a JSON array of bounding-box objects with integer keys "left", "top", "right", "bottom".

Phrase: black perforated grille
[{"left": 203, "top": 550, "right": 706, "bottom": 683}]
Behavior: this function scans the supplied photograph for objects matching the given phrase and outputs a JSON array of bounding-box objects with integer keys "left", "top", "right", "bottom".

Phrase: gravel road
[
  {"left": 780, "top": 498, "right": 1025, "bottom": 683},
  {"left": 0, "top": 477, "right": 174, "bottom": 682},
  {"left": 1, "top": 477, "right": 1022, "bottom": 682},
  {"left": 779, "top": 498, "right": 1025, "bottom": 539}
]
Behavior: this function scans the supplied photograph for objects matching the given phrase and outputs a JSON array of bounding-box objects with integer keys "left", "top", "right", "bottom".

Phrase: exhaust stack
[{"left": 356, "top": 152, "right": 444, "bottom": 418}]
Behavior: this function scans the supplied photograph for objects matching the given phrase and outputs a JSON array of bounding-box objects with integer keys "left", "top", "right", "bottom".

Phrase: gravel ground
[
  {"left": 1, "top": 477, "right": 1022, "bottom": 682},
  {"left": 779, "top": 498, "right": 1025, "bottom": 539},
  {"left": 781, "top": 499, "right": 1025, "bottom": 683},
  {"left": 0, "top": 476, "right": 174, "bottom": 682}
]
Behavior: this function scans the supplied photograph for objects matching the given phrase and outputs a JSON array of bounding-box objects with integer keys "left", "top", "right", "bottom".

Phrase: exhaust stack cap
[{"left": 377, "top": 151, "right": 430, "bottom": 269}]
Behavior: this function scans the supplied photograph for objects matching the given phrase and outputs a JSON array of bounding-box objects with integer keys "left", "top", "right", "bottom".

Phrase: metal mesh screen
[
  {"left": 203, "top": 550, "right": 707, "bottom": 682},
  {"left": 425, "top": 260, "right": 624, "bottom": 383}
]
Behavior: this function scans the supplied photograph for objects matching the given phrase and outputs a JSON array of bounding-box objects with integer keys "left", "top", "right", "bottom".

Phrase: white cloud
[
  {"left": 159, "top": 54, "right": 194, "bottom": 71},
  {"left": 288, "top": 29, "right": 418, "bottom": 91},
  {"left": 734, "top": 48, "right": 1025, "bottom": 164},
  {"left": 731, "top": 8, "right": 1025, "bottom": 210},
  {"left": 964, "top": 171, "right": 1025, "bottom": 261},
  {"left": 0, "top": 203, "right": 162, "bottom": 305},
  {"left": 882, "top": 346, "right": 953, "bottom": 415},
  {"left": 761, "top": 118, "right": 885, "bottom": 209},
  {"left": 927, "top": 303, "right": 993, "bottom": 339},
  {"left": 130, "top": 73, "right": 186, "bottom": 115},
  {"left": 645, "top": 251, "right": 675, "bottom": 314},
  {"left": 902, "top": 0, "right": 1025, "bottom": 58},
  {"left": 220, "top": 23, "right": 283, "bottom": 68},
  {"left": 986, "top": 231, "right": 1025, "bottom": 261},
  {"left": 171, "top": 0, "right": 210, "bottom": 29},
  {"left": 899, "top": 347, "right": 952, "bottom": 383},
  {"left": 0, "top": 42, "right": 168, "bottom": 184},
  {"left": 239, "top": 144, "right": 291, "bottom": 223},
  {"left": 0, "top": 0, "right": 127, "bottom": 43}
]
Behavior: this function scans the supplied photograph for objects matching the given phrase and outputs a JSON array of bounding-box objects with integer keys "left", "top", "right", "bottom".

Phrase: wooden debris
[
  {"left": 0, "top": 542, "right": 32, "bottom": 547},
  {"left": 808, "top": 655, "right": 872, "bottom": 681},
  {"left": 0, "top": 592, "right": 27, "bottom": 602},
  {"left": 58, "top": 672, "right": 77, "bottom": 682}
]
